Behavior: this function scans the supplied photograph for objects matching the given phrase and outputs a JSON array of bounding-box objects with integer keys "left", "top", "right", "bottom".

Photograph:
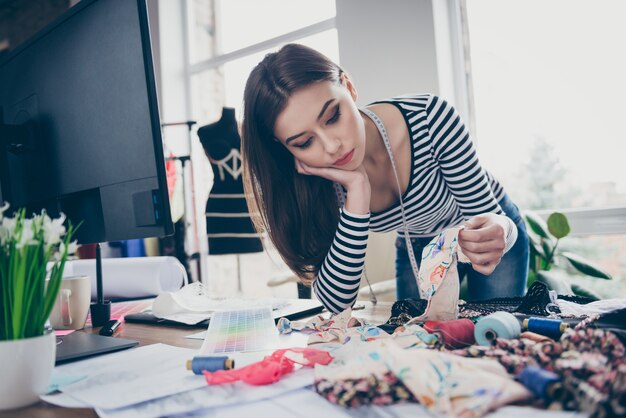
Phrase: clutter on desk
[
  {"left": 45, "top": 345, "right": 321, "bottom": 418},
  {"left": 267, "top": 233, "right": 626, "bottom": 418},
  {"left": 44, "top": 229, "right": 626, "bottom": 417}
]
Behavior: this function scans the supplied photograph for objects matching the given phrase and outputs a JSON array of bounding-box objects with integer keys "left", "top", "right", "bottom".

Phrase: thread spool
[
  {"left": 517, "top": 366, "right": 562, "bottom": 401},
  {"left": 474, "top": 311, "right": 521, "bottom": 346},
  {"left": 522, "top": 318, "right": 567, "bottom": 340},
  {"left": 186, "top": 356, "right": 234, "bottom": 375},
  {"left": 423, "top": 319, "right": 475, "bottom": 349}
]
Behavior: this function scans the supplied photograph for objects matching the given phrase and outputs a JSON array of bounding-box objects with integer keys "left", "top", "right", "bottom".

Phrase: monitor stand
[{"left": 89, "top": 242, "right": 110, "bottom": 326}]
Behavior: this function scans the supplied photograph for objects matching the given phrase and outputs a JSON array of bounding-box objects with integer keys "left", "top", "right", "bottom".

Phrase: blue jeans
[{"left": 395, "top": 193, "right": 529, "bottom": 301}]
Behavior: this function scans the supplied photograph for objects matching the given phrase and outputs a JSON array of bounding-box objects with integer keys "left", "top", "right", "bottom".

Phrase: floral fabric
[
  {"left": 314, "top": 339, "right": 530, "bottom": 417},
  {"left": 452, "top": 328, "right": 626, "bottom": 417},
  {"left": 406, "top": 226, "right": 470, "bottom": 322}
]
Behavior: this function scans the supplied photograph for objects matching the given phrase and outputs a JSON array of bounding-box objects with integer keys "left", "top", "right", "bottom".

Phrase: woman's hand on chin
[
  {"left": 295, "top": 159, "right": 370, "bottom": 214},
  {"left": 457, "top": 213, "right": 508, "bottom": 275},
  {"left": 295, "top": 159, "right": 368, "bottom": 190}
]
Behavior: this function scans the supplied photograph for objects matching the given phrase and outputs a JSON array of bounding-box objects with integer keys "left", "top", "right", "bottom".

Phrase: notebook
[
  {"left": 124, "top": 297, "right": 324, "bottom": 328},
  {"left": 55, "top": 332, "right": 138, "bottom": 365}
]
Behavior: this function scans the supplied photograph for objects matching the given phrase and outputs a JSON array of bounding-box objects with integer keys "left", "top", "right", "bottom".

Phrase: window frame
[{"left": 455, "top": 0, "right": 626, "bottom": 236}]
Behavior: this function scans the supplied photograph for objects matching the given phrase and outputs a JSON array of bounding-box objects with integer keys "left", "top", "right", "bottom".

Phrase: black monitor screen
[{"left": 0, "top": 0, "right": 173, "bottom": 244}]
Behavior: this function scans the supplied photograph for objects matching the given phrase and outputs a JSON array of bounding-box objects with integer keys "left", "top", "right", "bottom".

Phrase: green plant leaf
[
  {"left": 547, "top": 212, "right": 570, "bottom": 239},
  {"left": 524, "top": 211, "right": 550, "bottom": 239},
  {"left": 541, "top": 240, "right": 553, "bottom": 261},
  {"left": 561, "top": 252, "right": 612, "bottom": 280},
  {"left": 528, "top": 236, "right": 546, "bottom": 259},
  {"left": 570, "top": 283, "right": 601, "bottom": 301},
  {"left": 537, "top": 270, "right": 573, "bottom": 295}
]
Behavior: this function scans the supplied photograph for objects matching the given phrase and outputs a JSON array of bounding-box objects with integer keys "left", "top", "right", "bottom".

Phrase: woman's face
[{"left": 273, "top": 77, "right": 366, "bottom": 170}]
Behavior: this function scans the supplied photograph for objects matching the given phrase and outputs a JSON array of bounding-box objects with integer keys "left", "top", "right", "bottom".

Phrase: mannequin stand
[{"left": 161, "top": 120, "right": 202, "bottom": 283}]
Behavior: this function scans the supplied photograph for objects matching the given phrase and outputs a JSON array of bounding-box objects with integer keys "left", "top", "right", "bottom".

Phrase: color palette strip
[{"left": 199, "top": 307, "right": 279, "bottom": 353}]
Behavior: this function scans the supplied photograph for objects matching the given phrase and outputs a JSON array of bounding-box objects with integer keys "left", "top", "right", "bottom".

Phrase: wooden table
[{"left": 2, "top": 301, "right": 393, "bottom": 418}]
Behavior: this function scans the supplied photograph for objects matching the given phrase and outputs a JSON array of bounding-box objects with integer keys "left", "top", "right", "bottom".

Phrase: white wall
[
  {"left": 336, "top": 0, "right": 440, "bottom": 105},
  {"left": 335, "top": 0, "right": 460, "bottom": 291}
]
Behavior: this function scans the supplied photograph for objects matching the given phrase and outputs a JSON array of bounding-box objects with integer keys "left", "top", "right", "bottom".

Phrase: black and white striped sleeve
[
  {"left": 426, "top": 95, "right": 517, "bottom": 252},
  {"left": 312, "top": 207, "right": 370, "bottom": 314}
]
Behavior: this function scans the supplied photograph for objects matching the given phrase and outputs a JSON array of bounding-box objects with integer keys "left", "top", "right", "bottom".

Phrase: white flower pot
[{"left": 0, "top": 331, "right": 56, "bottom": 410}]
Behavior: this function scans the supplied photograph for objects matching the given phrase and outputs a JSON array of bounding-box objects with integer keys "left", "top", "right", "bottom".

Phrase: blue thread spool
[
  {"left": 474, "top": 311, "right": 521, "bottom": 346},
  {"left": 517, "top": 366, "right": 562, "bottom": 401},
  {"left": 186, "top": 356, "right": 234, "bottom": 375},
  {"left": 523, "top": 317, "right": 567, "bottom": 340}
]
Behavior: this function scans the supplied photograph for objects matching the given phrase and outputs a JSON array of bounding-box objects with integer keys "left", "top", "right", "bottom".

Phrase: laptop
[
  {"left": 124, "top": 298, "right": 324, "bottom": 328},
  {"left": 55, "top": 332, "right": 138, "bottom": 365}
]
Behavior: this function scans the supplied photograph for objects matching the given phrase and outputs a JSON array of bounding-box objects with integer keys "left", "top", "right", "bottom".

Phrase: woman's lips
[{"left": 334, "top": 149, "right": 355, "bottom": 166}]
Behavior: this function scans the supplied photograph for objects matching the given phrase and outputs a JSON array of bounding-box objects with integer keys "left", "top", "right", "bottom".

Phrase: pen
[{"left": 99, "top": 319, "right": 122, "bottom": 336}]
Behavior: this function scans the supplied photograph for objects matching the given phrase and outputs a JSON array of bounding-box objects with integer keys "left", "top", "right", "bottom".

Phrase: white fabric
[{"left": 557, "top": 298, "right": 626, "bottom": 317}]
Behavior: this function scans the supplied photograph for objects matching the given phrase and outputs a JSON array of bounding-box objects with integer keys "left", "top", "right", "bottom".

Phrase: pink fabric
[{"left": 203, "top": 348, "right": 333, "bottom": 386}]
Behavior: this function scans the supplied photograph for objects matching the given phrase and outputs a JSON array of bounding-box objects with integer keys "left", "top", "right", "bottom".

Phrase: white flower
[
  {"left": 0, "top": 202, "right": 8, "bottom": 222},
  {"left": 16, "top": 219, "right": 38, "bottom": 249},
  {"left": 53, "top": 240, "right": 78, "bottom": 262},
  {"left": 60, "top": 240, "right": 79, "bottom": 256},
  {"left": 43, "top": 212, "right": 66, "bottom": 247},
  {"left": 1, "top": 216, "right": 17, "bottom": 245}
]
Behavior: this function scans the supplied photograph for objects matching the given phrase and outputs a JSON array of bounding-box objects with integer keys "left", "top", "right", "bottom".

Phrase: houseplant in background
[
  {"left": 0, "top": 203, "right": 77, "bottom": 410},
  {"left": 524, "top": 211, "right": 612, "bottom": 299}
]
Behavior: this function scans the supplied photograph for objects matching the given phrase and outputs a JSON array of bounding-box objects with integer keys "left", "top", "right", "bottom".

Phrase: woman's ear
[{"left": 341, "top": 73, "right": 358, "bottom": 101}]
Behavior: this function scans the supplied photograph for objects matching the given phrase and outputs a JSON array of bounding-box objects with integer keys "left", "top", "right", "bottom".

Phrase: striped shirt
[{"left": 313, "top": 94, "right": 515, "bottom": 313}]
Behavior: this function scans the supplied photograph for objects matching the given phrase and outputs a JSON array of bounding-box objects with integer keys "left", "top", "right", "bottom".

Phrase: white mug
[{"left": 49, "top": 275, "right": 91, "bottom": 330}]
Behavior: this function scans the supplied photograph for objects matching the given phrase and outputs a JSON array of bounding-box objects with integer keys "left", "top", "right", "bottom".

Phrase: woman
[{"left": 242, "top": 43, "right": 529, "bottom": 313}]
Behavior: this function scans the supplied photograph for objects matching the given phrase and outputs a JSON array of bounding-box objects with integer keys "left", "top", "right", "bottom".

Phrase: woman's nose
[{"left": 322, "top": 135, "right": 341, "bottom": 155}]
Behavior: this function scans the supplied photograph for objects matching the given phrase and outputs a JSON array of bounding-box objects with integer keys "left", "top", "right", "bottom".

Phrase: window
[
  {"left": 464, "top": 0, "right": 626, "bottom": 293},
  {"left": 465, "top": 0, "right": 626, "bottom": 211},
  {"left": 188, "top": 0, "right": 338, "bottom": 123},
  {"left": 184, "top": 0, "right": 338, "bottom": 296}
]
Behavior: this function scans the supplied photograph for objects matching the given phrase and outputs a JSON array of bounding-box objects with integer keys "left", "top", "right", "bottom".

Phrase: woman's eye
[
  {"left": 326, "top": 106, "right": 341, "bottom": 125},
  {"left": 295, "top": 137, "right": 313, "bottom": 149}
]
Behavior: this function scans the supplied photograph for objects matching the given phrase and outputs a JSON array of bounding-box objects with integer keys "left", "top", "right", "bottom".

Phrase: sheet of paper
[
  {"left": 96, "top": 368, "right": 316, "bottom": 418},
  {"left": 56, "top": 344, "right": 205, "bottom": 410},
  {"left": 40, "top": 391, "right": 90, "bottom": 408},
  {"left": 199, "top": 307, "right": 280, "bottom": 353},
  {"left": 46, "top": 372, "right": 86, "bottom": 393},
  {"left": 170, "top": 388, "right": 354, "bottom": 418}
]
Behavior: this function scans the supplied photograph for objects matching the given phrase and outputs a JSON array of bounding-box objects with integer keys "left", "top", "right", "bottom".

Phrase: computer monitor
[
  {"left": 0, "top": 0, "right": 173, "bottom": 244},
  {"left": 0, "top": 0, "right": 174, "bottom": 355}
]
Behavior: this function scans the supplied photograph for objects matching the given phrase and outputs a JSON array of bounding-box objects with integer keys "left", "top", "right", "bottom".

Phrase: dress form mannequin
[{"left": 198, "top": 108, "right": 263, "bottom": 287}]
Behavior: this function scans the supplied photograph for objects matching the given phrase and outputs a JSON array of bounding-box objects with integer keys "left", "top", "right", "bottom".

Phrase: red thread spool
[{"left": 424, "top": 319, "right": 476, "bottom": 349}]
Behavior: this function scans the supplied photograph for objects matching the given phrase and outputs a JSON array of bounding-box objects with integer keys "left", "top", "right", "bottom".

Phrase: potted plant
[
  {"left": 524, "top": 211, "right": 612, "bottom": 298},
  {"left": 0, "top": 203, "right": 77, "bottom": 410}
]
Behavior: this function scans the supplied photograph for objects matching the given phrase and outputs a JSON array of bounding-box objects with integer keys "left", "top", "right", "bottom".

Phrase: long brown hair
[{"left": 242, "top": 44, "right": 343, "bottom": 285}]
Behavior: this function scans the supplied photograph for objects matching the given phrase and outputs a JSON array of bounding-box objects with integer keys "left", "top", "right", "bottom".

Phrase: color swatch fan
[{"left": 199, "top": 307, "right": 279, "bottom": 353}]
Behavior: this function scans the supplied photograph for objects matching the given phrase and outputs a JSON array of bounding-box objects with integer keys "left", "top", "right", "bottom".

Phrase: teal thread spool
[
  {"left": 517, "top": 366, "right": 562, "bottom": 401},
  {"left": 474, "top": 311, "right": 521, "bottom": 346},
  {"left": 522, "top": 317, "right": 567, "bottom": 340},
  {"left": 186, "top": 356, "right": 234, "bottom": 375}
]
